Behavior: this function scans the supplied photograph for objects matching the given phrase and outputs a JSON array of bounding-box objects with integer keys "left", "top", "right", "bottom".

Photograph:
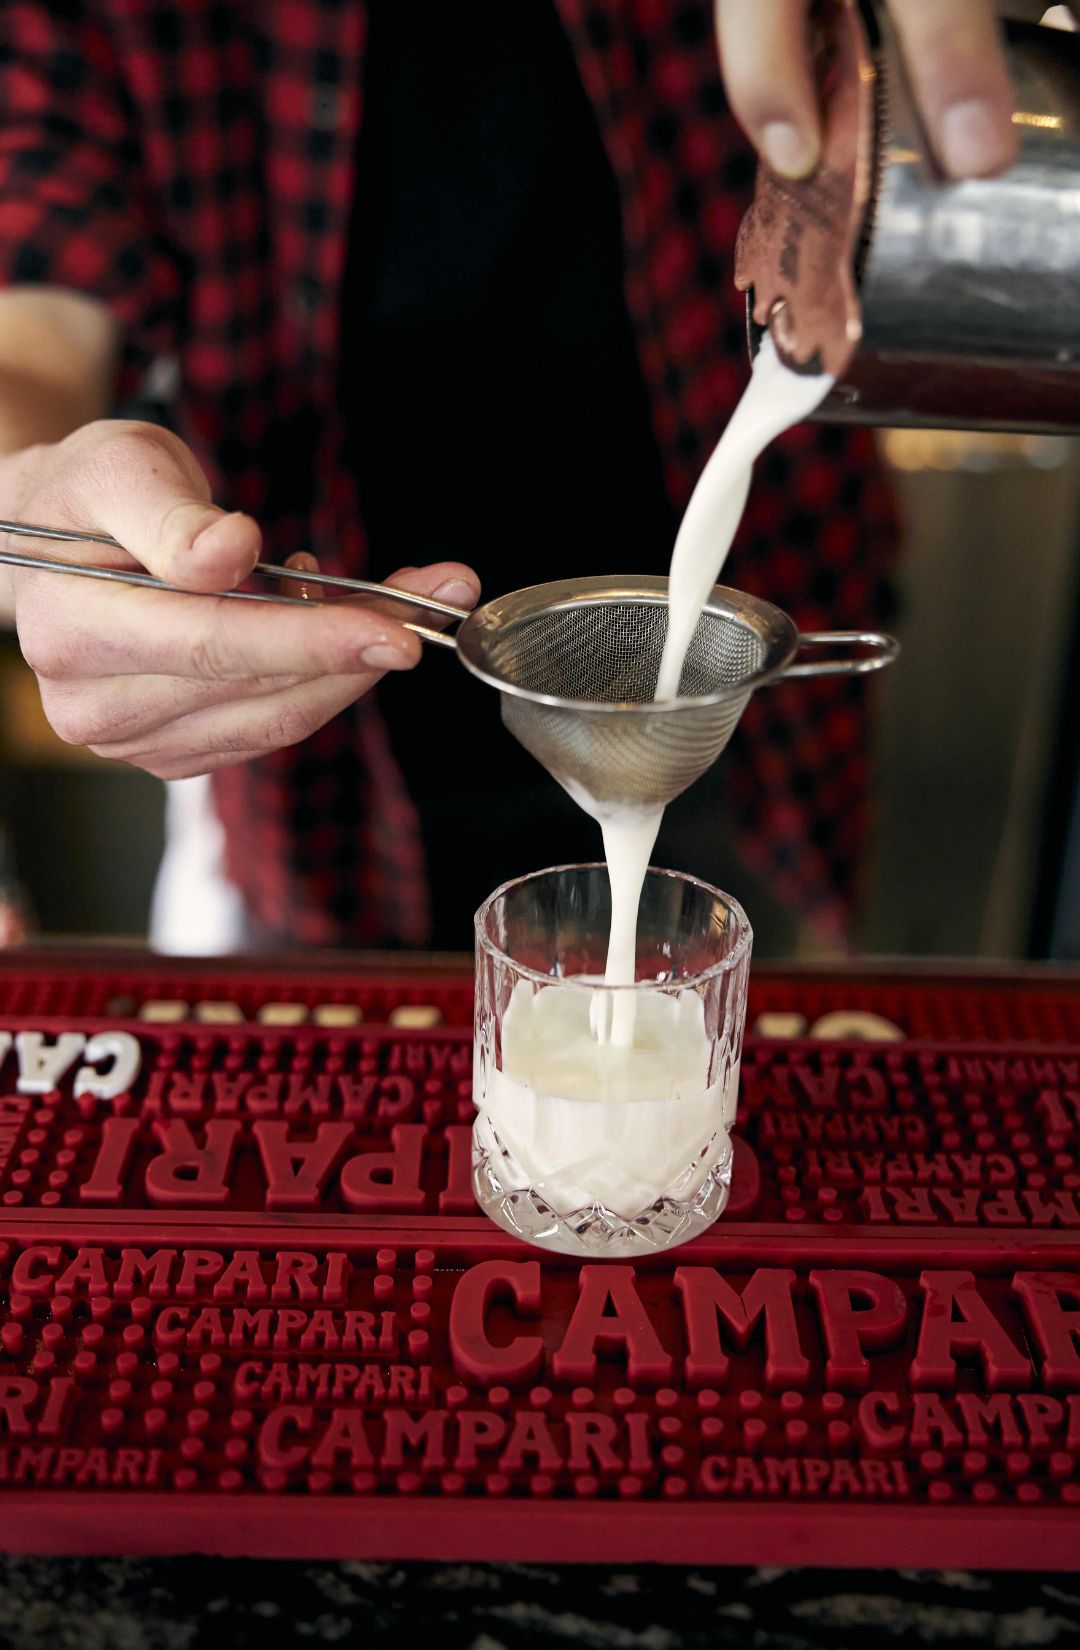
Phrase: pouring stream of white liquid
[{"left": 591, "top": 338, "right": 833, "bottom": 1047}]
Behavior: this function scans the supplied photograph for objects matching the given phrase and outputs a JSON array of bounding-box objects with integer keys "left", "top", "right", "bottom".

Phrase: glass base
[{"left": 472, "top": 1125, "right": 733, "bottom": 1259}]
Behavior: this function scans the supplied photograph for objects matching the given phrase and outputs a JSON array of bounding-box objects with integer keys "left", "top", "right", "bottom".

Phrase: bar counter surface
[{"left": 0, "top": 949, "right": 1076, "bottom": 1645}]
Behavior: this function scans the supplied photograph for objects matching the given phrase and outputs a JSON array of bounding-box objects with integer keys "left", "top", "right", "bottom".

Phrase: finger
[
  {"left": 45, "top": 420, "right": 262, "bottom": 592},
  {"left": 714, "top": 0, "right": 820, "bottom": 177},
  {"left": 379, "top": 562, "right": 479, "bottom": 630},
  {"left": 889, "top": 0, "right": 1018, "bottom": 178},
  {"left": 18, "top": 558, "right": 479, "bottom": 683},
  {"left": 90, "top": 667, "right": 390, "bottom": 778},
  {"left": 82, "top": 563, "right": 481, "bottom": 770},
  {"left": 1001, "top": 3, "right": 1058, "bottom": 23},
  {"left": 281, "top": 550, "right": 324, "bottom": 603},
  {"left": 34, "top": 564, "right": 481, "bottom": 743},
  {"left": 39, "top": 668, "right": 318, "bottom": 748}
]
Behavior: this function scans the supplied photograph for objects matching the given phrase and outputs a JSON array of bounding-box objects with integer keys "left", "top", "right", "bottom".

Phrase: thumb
[
  {"left": 714, "top": 0, "right": 821, "bottom": 179},
  {"left": 71, "top": 421, "right": 261, "bottom": 592}
]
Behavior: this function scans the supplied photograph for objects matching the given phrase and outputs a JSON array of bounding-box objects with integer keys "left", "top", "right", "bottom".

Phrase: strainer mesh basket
[
  {"left": 472, "top": 593, "right": 771, "bottom": 810},
  {"left": 483, "top": 599, "right": 766, "bottom": 703}
]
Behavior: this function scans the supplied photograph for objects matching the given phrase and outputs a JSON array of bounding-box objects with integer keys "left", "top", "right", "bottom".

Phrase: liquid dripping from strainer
[{"left": 591, "top": 337, "right": 834, "bottom": 1047}]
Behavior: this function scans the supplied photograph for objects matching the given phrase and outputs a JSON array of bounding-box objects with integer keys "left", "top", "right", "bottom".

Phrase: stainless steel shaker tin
[{"left": 737, "top": 2, "right": 1080, "bottom": 433}]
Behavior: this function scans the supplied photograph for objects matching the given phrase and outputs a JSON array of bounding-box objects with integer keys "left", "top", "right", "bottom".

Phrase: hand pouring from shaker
[{"left": 735, "top": 0, "right": 1080, "bottom": 431}]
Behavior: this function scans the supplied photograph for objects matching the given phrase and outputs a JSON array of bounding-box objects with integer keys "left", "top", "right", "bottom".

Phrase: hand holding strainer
[{"left": 0, "top": 523, "right": 897, "bottom": 811}]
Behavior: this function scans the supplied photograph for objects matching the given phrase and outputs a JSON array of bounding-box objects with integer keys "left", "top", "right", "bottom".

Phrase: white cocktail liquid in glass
[{"left": 473, "top": 865, "right": 752, "bottom": 1258}]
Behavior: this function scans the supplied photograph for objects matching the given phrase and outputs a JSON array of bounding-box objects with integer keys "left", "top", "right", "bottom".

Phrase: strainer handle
[
  {"left": 779, "top": 630, "right": 900, "bottom": 680},
  {"left": 0, "top": 520, "right": 469, "bottom": 646}
]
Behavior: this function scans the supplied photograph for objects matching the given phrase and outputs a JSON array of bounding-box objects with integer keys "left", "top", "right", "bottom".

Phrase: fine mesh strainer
[
  {"left": 454, "top": 576, "right": 897, "bottom": 811},
  {"left": 0, "top": 528, "right": 897, "bottom": 812}
]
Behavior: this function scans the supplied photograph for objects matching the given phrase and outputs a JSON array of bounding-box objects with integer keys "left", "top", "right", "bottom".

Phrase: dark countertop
[{"left": 0, "top": 1562, "right": 1077, "bottom": 1650}]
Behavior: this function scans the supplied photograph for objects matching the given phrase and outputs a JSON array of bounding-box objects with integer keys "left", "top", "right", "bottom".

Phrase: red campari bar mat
[
  {"left": 0, "top": 950, "right": 1078, "bottom": 1042},
  {"left": 0, "top": 1023, "right": 1077, "bottom": 1231},
  {"left": 0, "top": 1227, "right": 1077, "bottom": 1566},
  {"left": 0, "top": 963, "right": 1074, "bottom": 1566}
]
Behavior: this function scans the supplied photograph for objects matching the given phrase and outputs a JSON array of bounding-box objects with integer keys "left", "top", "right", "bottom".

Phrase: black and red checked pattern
[{"left": 0, "top": 0, "right": 898, "bottom": 948}]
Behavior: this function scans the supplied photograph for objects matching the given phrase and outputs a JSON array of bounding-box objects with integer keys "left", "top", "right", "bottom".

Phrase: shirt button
[{"left": 310, "top": 84, "right": 342, "bottom": 129}]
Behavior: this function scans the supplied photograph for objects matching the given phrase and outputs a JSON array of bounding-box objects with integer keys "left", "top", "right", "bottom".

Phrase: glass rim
[{"left": 473, "top": 862, "right": 752, "bottom": 992}]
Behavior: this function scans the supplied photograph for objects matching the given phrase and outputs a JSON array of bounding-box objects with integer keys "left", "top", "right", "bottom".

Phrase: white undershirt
[{"left": 149, "top": 775, "right": 248, "bottom": 955}]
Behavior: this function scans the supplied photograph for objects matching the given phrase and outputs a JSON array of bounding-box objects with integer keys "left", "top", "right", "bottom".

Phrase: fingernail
[
  {"left": 361, "top": 643, "right": 412, "bottom": 672},
  {"left": 940, "top": 99, "right": 1014, "bottom": 179},
  {"left": 190, "top": 512, "right": 239, "bottom": 551},
  {"left": 762, "top": 120, "right": 818, "bottom": 179},
  {"left": 190, "top": 513, "right": 257, "bottom": 585},
  {"left": 432, "top": 576, "right": 479, "bottom": 607}
]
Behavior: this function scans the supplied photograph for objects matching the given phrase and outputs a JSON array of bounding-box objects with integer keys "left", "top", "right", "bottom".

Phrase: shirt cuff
[{"left": 0, "top": 176, "right": 181, "bottom": 396}]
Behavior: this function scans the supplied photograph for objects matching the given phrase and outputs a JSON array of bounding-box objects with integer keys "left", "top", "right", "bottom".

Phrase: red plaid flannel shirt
[{"left": 0, "top": 0, "right": 897, "bottom": 949}]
